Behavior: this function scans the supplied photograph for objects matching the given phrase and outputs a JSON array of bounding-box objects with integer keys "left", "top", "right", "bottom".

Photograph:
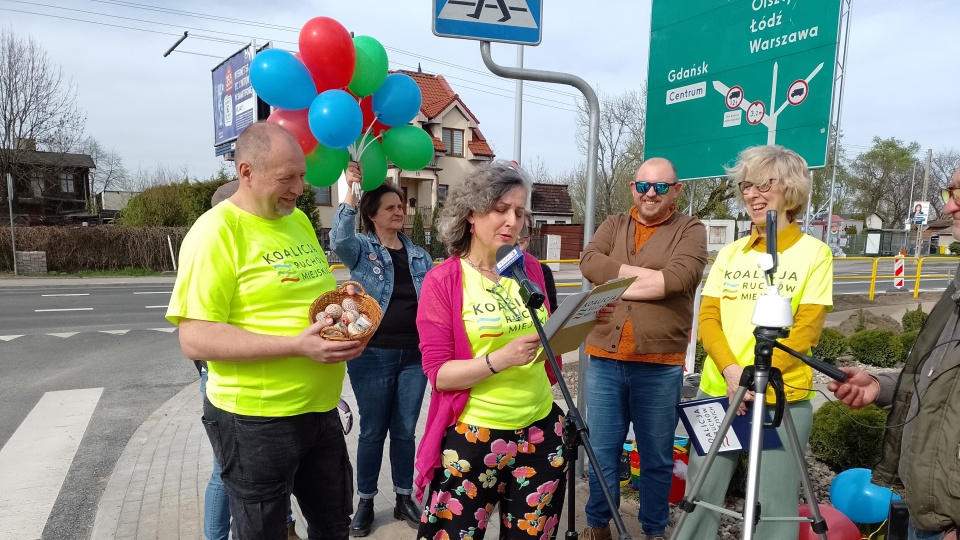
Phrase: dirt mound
[{"left": 834, "top": 309, "right": 903, "bottom": 336}]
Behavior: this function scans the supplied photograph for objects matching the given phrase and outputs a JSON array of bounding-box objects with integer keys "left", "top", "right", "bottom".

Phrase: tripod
[{"left": 522, "top": 288, "right": 633, "bottom": 540}]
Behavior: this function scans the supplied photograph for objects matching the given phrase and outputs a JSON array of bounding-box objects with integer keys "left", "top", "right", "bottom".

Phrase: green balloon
[
  {"left": 356, "top": 136, "right": 387, "bottom": 191},
  {"left": 381, "top": 125, "right": 435, "bottom": 171},
  {"left": 348, "top": 36, "right": 388, "bottom": 97},
  {"left": 305, "top": 144, "right": 349, "bottom": 187}
]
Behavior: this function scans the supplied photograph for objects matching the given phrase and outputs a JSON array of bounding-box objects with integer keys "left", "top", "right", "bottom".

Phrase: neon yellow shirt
[
  {"left": 458, "top": 260, "right": 552, "bottom": 430},
  {"left": 166, "top": 202, "right": 340, "bottom": 416},
  {"left": 700, "top": 232, "right": 833, "bottom": 402}
]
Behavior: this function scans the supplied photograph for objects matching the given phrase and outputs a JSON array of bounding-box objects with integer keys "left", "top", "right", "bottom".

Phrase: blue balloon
[
  {"left": 829, "top": 468, "right": 901, "bottom": 524},
  {"left": 249, "top": 49, "right": 317, "bottom": 111},
  {"left": 308, "top": 90, "right": 363, "bottom": 150},
  {"left": 371, "top": 74, "right": 422, "bottom": 127}
]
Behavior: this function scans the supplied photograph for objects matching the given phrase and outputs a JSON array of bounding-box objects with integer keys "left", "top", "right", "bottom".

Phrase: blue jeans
[
  {"left": 909, "top": 520, "right": 954, "bottom": 540},
  {"left": 345, "top": 346, "right": 427, "bottom": 498},
  {"left": 584, "top": 356, "right": 683, "bottom": 538},
  {"left": 200, "top": 371, "right": 304, "bottom": 540}
]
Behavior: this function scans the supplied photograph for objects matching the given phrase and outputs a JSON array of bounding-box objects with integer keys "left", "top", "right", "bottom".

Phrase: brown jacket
[{"left": 580, "top": 211, "right": 707, "bottom": 355}]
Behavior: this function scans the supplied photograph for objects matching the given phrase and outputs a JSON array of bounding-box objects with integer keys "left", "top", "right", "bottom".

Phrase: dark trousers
[
  {"left": 202, "top": 399, "right": 354, "bottom": 540},
  {"left": 417, "top": 404, "right": 568, "bottom": 539}
]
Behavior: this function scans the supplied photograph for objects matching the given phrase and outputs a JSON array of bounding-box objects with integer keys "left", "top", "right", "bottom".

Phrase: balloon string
[{"left": 355, "top": 123, "right": 377, "bottom": 159}]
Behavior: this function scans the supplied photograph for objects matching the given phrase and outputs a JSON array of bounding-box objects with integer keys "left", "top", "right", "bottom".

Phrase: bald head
[
  {"left": 234, "top": 122, "right": 297, "bottom": 172},
  {"left": 638, "top": 157, "right": 679, "bottom": 183}
]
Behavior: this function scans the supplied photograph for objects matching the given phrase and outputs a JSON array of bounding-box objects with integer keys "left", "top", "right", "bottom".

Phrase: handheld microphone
[{"left": 495, "top": 245, "right": 546, "bottom": 310}]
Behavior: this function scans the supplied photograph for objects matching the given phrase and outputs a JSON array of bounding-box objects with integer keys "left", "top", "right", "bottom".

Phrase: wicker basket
[{"left": 309, "top": 281, "right": 383, "bottom": 347}]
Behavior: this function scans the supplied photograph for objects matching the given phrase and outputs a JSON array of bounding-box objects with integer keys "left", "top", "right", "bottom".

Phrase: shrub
[
  {"left": 950, "top": 241, "right": 960, "bottom": 255},
  {"left": 695, "top": 341, "right": 707, "bottom": 373},
  {"left": 900, "top": 331, "right": 918, "bottom": 361},
  {"left": 848, "top": 329, "right": 903, "bottom": 367},
  {"left": 902, "top": 304, "right": 928, "bottom": 333},
  {"left": 411, "top": 209, "right": 426, "bottom": 249},
  {"left": 809, "top": 402, "right": 888, "bottom": 471},
  {"left": 813, "top": 328, "right": 847, "bottom": 364},
  {"left": 854, "top": 309, "right": 867, "bottom": 333}
]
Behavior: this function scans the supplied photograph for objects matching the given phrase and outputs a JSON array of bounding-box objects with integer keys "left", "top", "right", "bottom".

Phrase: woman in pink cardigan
[{"left": 414, "top": 162, "right": 610, "bottom": 539}]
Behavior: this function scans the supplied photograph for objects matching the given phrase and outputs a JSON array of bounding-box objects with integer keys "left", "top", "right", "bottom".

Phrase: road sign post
[
  {"left": 894, "top": 255, "right": 904, "bottom": 289},
  {"left": 645, "top": 0, "right": 842, "bottom": 180}
]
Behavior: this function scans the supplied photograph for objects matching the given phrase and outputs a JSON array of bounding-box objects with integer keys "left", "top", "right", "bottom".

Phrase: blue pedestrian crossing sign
[{"left": 433, "top": 0, "right": 542, "bottom": 46}]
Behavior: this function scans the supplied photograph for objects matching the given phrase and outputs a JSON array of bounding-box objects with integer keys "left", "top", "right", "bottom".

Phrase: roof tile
[{"left": 531, "top": 183, "right": 573, "bottom": 215}]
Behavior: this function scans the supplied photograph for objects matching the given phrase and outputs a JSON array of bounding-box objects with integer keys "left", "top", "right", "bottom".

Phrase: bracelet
[{"left": 485, "top": 353, "right": 498, "bottom": 374}]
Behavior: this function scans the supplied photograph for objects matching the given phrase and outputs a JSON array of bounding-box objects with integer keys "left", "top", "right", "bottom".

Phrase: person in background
[
  {"left": 516, "top": 213, "right": 558, "bottom": 312},
  {"left": 167, "top": 122, "right": 363, "bottom": 540},
  {"left": 827, "top": 169, "right": 960, "bottom": 540},
  {"left": 677, "top": 145, "right": 833, "bottom": 540},
  {"left": 329, "top": 163, "right": 432, "bottom": 536},
  {"left": 579, "top": 157, "right": 707, "bottom": 540},
  {"left": 414, "top": 161, "right": 614, "bottom": 539}
]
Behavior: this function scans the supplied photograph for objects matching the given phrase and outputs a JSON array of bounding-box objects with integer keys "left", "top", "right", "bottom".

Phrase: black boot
[
  {"left": 394, "top": 494, "right": 421, "bottom": 526},
  {"left": 349, "top": 497, "right": 374, "bottom": 537}
]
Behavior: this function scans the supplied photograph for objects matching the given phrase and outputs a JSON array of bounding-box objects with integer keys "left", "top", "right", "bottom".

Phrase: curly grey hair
[
  {"left": 437, "top": 161, "right": 532, "bottom": 257},
  {"left": 725, "top": 144, "right": 811, "bottom": 222}
]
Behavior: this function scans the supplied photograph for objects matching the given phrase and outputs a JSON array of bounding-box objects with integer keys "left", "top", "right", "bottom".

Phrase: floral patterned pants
[{"left": 418, "top": 404, "right": 568, "bottom": 540}]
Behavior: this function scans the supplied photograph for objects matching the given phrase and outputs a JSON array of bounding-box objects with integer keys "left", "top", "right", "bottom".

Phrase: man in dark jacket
[{"left": 829, "top": 169, "right": 960, "bottom": 540}]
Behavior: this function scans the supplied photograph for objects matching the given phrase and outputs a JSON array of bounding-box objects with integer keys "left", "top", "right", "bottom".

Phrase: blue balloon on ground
[
  {"left": 249, "top": 49, "right": 317, "bottom": 110},
  {"left": 308, "top": 90, "right": 363, "bottom": 150},
  {"left": 371, "top": 73, "right": 422, "bottom": 127},
  {"left": 829, "top": 468, "right": 901, "bottom": 524}
]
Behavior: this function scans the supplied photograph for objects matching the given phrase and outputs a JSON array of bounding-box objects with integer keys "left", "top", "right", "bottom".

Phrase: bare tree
[
  {"left": 0, "top": 28, "right": 86, "bottom": 202},
  {"left": 676, "top": 177, "right": 737, "bottom": 219},
  {"left": 80, "top": 136, "right": 128, "bottom": 194},
  {"left": 521, "top": 155, "right": 553, "bottom": 185},
  {"left": 126, "top": 164, "right": 190, "bottom": 192},
  {"left": 574, "top": 88, "right": 646, "bottom": 224}
]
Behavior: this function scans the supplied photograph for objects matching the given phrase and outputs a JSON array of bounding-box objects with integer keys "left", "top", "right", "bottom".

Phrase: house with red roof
[{"left": 315, "top": 68, "right": 495, "bottom": 233}]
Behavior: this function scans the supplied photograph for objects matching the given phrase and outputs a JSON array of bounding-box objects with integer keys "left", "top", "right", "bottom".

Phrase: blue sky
[{"left": 1, "top": 0, "right": 955, "bottom": 181}]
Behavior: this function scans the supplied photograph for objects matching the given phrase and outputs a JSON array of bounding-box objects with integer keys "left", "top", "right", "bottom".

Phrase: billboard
[
  {"left": 212, "top": 44, "right": 258, "bottom": 149},
  {"left": 645, "top": 0, "right": 842, "bottom": 180}
]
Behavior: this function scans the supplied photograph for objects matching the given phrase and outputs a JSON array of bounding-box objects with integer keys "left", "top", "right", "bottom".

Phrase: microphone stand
[{"left": 520, "top": 289, "right": 632, "bottom": 540}]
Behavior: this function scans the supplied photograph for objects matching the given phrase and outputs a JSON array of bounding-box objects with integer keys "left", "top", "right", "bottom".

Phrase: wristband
[{"left": 485, "top": 353, "right": 498, "bottom": 374}]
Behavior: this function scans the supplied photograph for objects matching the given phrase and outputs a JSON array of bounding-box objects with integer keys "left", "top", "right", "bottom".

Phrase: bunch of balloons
[
  {"left": 829, "top": 468, "right": 901, "bottom": 524},
  {"left": 248, "top": 17, "right": 436, "bottom": 190}
]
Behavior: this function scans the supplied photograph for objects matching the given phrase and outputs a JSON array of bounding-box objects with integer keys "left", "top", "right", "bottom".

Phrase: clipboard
[
  {"left": 676, "top": 397, "right": 782, "bottom": 456},
  {"left": 534, "top": 277, "right": 636, "bottom": 362}
]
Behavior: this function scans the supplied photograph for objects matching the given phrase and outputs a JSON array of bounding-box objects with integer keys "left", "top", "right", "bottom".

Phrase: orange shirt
[{"left": 585, "top": 206, "right": 686, "bottom": 365}]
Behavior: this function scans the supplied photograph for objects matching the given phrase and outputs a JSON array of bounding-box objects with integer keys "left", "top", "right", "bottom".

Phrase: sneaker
[{"left": 580, "top": 525, "right": 612, "bottom": 540}]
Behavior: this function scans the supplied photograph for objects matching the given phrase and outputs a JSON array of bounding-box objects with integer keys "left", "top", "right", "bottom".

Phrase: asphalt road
[{"left": 0, "top": 282, "right": 195, "bottom": 540}]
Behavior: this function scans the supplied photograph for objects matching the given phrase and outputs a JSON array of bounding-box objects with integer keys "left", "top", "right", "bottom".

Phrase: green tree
[
  {"left": 810, "top": 127, "right": 852, "bottom": 216},
  {"left": 297, "top": 183, "right": 321, "bottom": 231},
  {"left": 676, "top": 177, "right": 736, "bottom": 219},
  {"left": 429, "top": 204, "right": 444, "bottom": 259},
  {"left": 848, "top": 137, "right": 922, "bottom": 225},
  {"left": 411, "top": 208, "right": 426, "bottom": 249}
]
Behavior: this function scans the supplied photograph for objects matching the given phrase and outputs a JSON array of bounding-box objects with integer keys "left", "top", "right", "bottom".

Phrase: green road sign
[{"left": 645, "top": 0, "right": 842, "bottom": 181}]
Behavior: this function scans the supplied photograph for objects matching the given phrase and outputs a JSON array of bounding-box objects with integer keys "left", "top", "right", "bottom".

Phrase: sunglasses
[
  {"left": 738, "top": 181, "right": 774, "bottom": 193},
  {"left": 337, "top": 398, "right": 353, "bottom": 435},
  {"left": 633, "top": 181, "right": 677, "bottom": 195},
  {"left": 942, "top": 187, "right": 960, "bottom": 205}
]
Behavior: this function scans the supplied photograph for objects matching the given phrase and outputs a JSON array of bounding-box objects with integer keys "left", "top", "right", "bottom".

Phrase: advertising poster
[{"left": 212, "top": 44, "right": 257, "bottom": 147}]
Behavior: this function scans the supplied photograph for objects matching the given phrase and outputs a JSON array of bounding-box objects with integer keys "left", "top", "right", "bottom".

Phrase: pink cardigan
[{"left": 414, "top": 253, "right": 558, "bottom": 502}]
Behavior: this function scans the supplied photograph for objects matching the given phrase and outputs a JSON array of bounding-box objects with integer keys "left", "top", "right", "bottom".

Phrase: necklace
[{"left": 461, "top": 256, "right": 496, "bottom": 275}]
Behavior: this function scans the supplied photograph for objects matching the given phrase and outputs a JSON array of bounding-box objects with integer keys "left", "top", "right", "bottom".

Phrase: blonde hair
[{"left": 725, "top": 144, "right": 811, "bottom": 222}]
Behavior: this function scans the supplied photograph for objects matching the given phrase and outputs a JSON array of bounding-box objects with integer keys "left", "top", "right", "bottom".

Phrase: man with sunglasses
[
  {"left": 828, "top": 168, "right": 960, "bottom": 540},
  {"left": 579, "top": 158, "right": 707, "bottom": 540}
]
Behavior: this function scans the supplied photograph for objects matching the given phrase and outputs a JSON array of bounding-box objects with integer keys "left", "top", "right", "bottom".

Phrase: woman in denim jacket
[{"left": 329, "top": 163, "right": 433, "bottom": 536}]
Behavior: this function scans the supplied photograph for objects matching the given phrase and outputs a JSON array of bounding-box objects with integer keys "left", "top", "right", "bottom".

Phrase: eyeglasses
[
  {"left": 738, "top": 181, "right": 773, "bottom": 194},
  {"left": 942, "top": 187, "right": 960, "bottom": 205},
  {"left": 633, "top": 181, "right": 677, "bottom": 195}
]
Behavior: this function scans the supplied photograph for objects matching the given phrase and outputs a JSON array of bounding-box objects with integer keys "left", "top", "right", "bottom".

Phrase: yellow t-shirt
[
  {"left": 458, "top": 260, "right": 552, "bottom": 430},
  {"left": 700, "top": 233, "right": 833, "bottom": 402},
  {"left": 166, "top": 202, "right": 340, "bottom": 417}
]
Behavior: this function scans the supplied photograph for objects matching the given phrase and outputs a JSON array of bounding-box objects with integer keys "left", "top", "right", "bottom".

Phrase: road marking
[
  {"left": 41, "top": 293, "right": 89, "bottom": 297},
  {"left": 34, "top": 308, "right": 93, "bottom": 312},
  {"left": 152, "top": 327, "right": 177, "bottom": 333},
  {"left": 144, "top": 305, "right": 168, "bottom": 309},
  {"left": 133, "top": 291, "right": 171, "bottom": 295},
  {"left": 99, "top": 330, "right": 130, "bottom": 335},
  {"left": 48, "top": 332, "right": 79, "bottom": 338},
  {"left": 0, "top": 388, "right": 103, "bottom": 539},
  {"left": 0, "top": 335, "right": 22, "bottom": 342}
]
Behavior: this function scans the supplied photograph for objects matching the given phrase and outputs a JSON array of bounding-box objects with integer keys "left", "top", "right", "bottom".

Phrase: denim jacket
[{"left": 328, "top": 203, "right": 432, "bottom": 314}]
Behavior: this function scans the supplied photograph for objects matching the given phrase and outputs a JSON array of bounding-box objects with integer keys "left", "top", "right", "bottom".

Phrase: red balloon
[
  {"left": 266, "top": 108, "right": 318, "bottom": 154},
  {"left": 358, "top": 95, "right": 390, "bottom": 137},
  {"left": 299, "top": 17, "right": 355, "bottom": 92},
  {"left": 798, "top": 504, "right": 861, "bottom": 540}
]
